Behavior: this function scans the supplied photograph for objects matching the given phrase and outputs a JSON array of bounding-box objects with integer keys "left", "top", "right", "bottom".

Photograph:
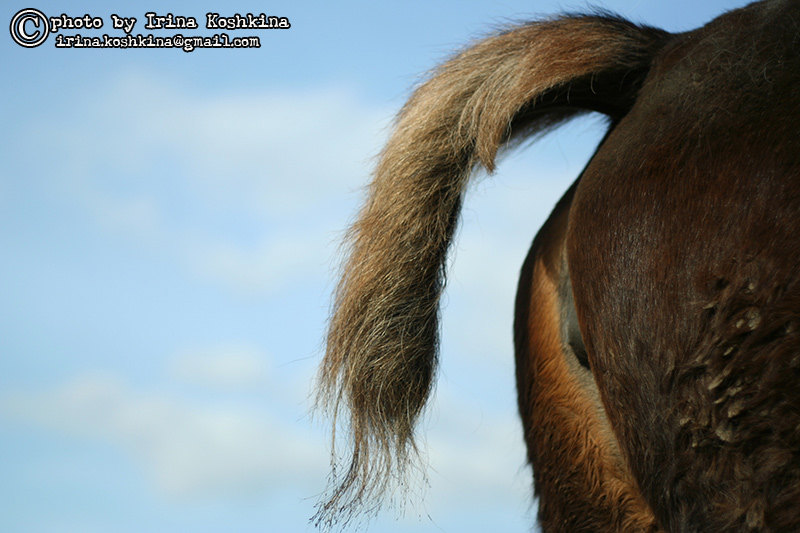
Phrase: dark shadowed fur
[
  {"left": 565, "top": 2, "right": 800, "bottom": 529},
  {"left": 316, "top": 1, "right": 800, "bottom": 531}
]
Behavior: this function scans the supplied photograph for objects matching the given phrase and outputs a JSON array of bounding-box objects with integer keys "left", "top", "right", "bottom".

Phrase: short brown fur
[{"left": 514, "top": 184, "right": 659, "bottom": 531}]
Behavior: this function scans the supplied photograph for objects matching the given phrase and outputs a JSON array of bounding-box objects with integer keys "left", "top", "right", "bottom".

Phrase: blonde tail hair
[{"left": 315, "top": 13, "right": 667, "bottom": 528}]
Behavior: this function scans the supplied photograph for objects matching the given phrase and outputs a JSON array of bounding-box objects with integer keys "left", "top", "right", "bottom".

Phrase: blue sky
[{"left": 2, "top": 1, "right": 751, "bottom": 532}]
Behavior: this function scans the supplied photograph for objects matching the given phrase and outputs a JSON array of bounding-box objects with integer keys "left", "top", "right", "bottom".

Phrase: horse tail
[{"left": 315, "top": 13, "right": 670, "bottom": 527}]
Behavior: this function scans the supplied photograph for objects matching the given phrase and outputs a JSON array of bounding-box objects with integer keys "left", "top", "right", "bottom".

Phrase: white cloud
[
  {"left": 169, "top": 343, "right": 269, "bottom": 390},
  {"left": 426, "top": 403, "right": 531, "bottom": 508},
  {"left": 22, "top": 69, "right": 394, "bottom": 296},
  {"left": 185, "top": 228, "right": 332, "bottom": 293},
  {"left": 82, "top": 191, "right": 166, "bottom": 245},
  {"left": 0, "top": 373, "right": 325, "bottom": 499},
  {"left": 52, "top": 70, "right": 391, "bottom": 219},
  {"left": 0, "top": 368, "right": 534, "bottom": 523}
]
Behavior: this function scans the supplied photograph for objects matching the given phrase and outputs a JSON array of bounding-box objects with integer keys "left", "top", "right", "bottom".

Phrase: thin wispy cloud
[
  {"left": 13, "top": 69, "right": 394, "bottom": 295},
  {"left": 1, "top": 372, "right": 325, "bottom": 499},
  {"left": 37, "top": 70, "right": 393, "bottom": 218},
  {"left": 168, "top": 343, "right": 270, "bottom": 390}
]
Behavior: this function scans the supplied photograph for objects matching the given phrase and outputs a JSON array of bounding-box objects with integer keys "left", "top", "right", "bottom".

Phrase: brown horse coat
[{"left": 316, "top": 1, "right": 800, "bottom": 530}]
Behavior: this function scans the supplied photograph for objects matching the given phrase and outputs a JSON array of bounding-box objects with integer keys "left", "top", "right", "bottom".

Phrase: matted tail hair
[{"left": 315, "top": 13, "right": 669, "bottom": 528}]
